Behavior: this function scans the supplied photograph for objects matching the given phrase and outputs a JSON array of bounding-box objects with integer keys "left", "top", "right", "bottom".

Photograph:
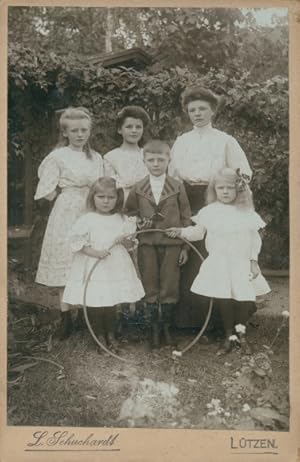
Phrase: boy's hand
[
  {"left": 165, "top": 227, "right": 181, "bottom": 238},
  {"left": 137, "top": 217, "right": 153, "bottom": 229},
  {"left": 178, "top": 248, "right": 188, "bottom": 266},
  {"left": 250, "top": 260, "right": 260, "bottom": 279}
]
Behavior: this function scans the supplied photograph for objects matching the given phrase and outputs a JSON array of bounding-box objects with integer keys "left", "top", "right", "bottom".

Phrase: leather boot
[
  {"left": 163, "top": 323, "right": 172, "bottom": 346},
  {"left": 59, "top": 311, "right": 73, "bottom": 340},
  {"left": 152, "top": 323, "right": 160, "bottom": 349},
  {"left": 161, "top": 304, "right": 175, "bottom": 346}
]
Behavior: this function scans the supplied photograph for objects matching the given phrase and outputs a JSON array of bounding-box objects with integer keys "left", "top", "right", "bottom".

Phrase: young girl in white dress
[
  {"left": 62, "top": 177, "right": 145, "bottom": 352},
  {"left": 167, "top": 167, "right": 270, "bottom": 355},
  {"left": 34, "top": 107, "right": 104, "bottom": 338},
  {"left": 104, "top": 106, "right": 150, "bottom": 202}
]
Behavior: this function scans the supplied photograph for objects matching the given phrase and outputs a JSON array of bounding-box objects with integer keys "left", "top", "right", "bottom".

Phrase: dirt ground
[{"left": 7, "top": 276, "right": 289, "bottom": 431}]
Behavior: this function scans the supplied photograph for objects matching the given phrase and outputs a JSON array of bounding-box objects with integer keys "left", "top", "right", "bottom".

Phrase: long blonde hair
[
  {"left": 206, "top": 168, "right": 254, "bottom": 210},
  {"left": 57, "top": 107, "right": 93, "bottom": 159}
]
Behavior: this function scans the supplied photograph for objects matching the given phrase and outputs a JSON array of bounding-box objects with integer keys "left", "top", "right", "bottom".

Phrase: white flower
[
  {"left": 281, "top": 310, "right": 289, "bottom": 318},
  {"left": 242, "top": 403, "right": 251, "bottom": 412},
  {"left": 235, "top": 324, "right": 246, "bottom": 334},
  {"left": 229, "top": 335, "right": 239, "bottom": 342},
  {"left": 224, "top": 412, "right": 231, "bottom": 417},
  {"left": 172, "top": 350, "right": 182, "bottom": 357}
]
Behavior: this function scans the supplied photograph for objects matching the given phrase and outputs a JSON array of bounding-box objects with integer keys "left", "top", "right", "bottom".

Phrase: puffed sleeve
[
  {"left": 34, "top": 152, "right": 60, "bottom": 200},
  {"left": 168, "top": 136, "right": 184, "bottom": 181},
  {"left": 104, "top": 156, "right": 118, "bottom": 179},
  {"left": 68, "top": 215, "right": 91, "bottom": 252},
  {"left": 121, "top": 216, "right": 137, "bottom": 235},
  {"left": 91, "top": 151, "right": 105, "bottom": 179},
  {"left": 180, "top": 210, "right": 206, "bottom": 241},
  {"left": 225, "top": 136, "right": 252, "bottom": 179},
  {"left": 250, "top": 231, "right": 262, "bottom": 260},
  {"left": 249, "top": 212, "right": 266, "bottom": 260}
]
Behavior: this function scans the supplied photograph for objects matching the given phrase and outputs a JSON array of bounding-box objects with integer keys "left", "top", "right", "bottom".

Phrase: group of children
[{"left": 34, "top": 87, "right": 270, "bottom": 355}]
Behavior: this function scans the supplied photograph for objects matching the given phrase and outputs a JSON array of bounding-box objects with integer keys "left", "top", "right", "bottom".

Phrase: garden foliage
[{"left": 8, "top": 38, "right": 288, "bottom": 268}]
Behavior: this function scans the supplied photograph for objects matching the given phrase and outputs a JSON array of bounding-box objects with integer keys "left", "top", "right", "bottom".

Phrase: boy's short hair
[
  {"left": 116, "top": 106, "right": 150, "bottom": 130},
  {"left": 181, "top": 86, "right": 219, "bottom": 112},
  {"left": 143, "top": 139, "right": 170, "bottom": 157}
]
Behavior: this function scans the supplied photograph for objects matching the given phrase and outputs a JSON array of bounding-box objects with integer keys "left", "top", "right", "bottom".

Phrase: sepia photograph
[{"left": 4, "top": 2, "right": 296, "bottom": 456}]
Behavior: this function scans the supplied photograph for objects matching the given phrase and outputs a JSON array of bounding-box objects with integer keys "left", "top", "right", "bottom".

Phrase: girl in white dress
[
  {"left": 166, "top": 168, "right": 270, "bottom": 355},
  {"left": 63, "top": 177, "right": 145, "bottom": 352},
  {"left": 34, "top": 107, "right": 104, "bottom": 338},
  {"left": 104, "top": 106, "right": 150, "bottom": 202}
]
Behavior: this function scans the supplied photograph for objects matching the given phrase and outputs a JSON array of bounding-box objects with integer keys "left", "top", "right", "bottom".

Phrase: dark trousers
[
  {"left": 138, "top": 245, "right": 182, "bottom": 304},
  {"left": 217, "top": 299, "right": 257, "bottom": 333}
]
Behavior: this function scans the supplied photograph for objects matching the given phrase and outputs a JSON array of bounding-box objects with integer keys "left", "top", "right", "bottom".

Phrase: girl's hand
[
  {"left": 250, "top": 260, "right": 260, "bottom": 279},
  {"left": 96, "top": 249, "right": 111, "bottom": 259},
  {"left": 165, "top": 227, "right": 181, "bottom": 238},
  {"left": 178, "top": 248, "right": 188, "bottom": 266}
]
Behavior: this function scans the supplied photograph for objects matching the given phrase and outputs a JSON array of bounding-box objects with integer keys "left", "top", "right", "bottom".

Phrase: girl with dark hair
[
  {"left": 62, "top": 177, "right": 145, "bottom": 351},
  {"left": 168, "top": 86, "right": 252, "bottom": 328},
  {"left": 34, "top": 107, "right": 104, "bottom": 338},
  {"left": 167, "top": 168, "right": 270, "bottom": 355},
  {"left": 104, "top": 105, "right": 151, "bottom": 202}
]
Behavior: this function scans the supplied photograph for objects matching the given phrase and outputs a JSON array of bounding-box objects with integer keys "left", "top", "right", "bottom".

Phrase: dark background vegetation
[{"left": 8, "top": 7, "right": 289, "bottom": 269}]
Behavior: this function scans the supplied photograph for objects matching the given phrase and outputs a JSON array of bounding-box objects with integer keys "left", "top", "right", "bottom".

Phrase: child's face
[
  {"left": 63, "top": 119, "right": 91, "bottom": 150},
  {"left": 144, "top": 151, "right": 170, "bottom": 177},
  {"left": 118, "top": 117, "right": 143, "bottom": 145},
  {"left": 187, "top": 100, "right": 214, "bottom": 128},
  {"left": 94, "top": 186, "right": 118, "bottom": 214},
  {"left": 215, "top": 180, "right": 237, "bottom": 204}
]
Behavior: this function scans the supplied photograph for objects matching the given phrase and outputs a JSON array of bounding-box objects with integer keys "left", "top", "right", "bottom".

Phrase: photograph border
[{"left": 1, "top": 1, "right": 299, "bottom": 461}]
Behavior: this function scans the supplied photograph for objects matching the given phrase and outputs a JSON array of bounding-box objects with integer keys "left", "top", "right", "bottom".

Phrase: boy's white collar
[{"left": 149, "top": 173, "right": 166, "bottom": 182}]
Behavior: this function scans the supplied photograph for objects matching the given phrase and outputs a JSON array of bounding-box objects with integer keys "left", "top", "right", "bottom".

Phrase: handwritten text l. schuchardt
[{"left": 26, "top": 431, "right": 119, "bottom": 450}]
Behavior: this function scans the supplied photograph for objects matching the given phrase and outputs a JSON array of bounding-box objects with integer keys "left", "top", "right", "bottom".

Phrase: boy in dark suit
[{"left": 125, "top": 140, "right": 191, "bottom": 349}]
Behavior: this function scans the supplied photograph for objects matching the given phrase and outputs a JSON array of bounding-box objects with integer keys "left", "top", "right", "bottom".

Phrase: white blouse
[
  {"left": 104, "top": 147, "right": 148, "bottom": 189},
  {"left": 169, "top": 123, "right": 252, "bottom": 184}
]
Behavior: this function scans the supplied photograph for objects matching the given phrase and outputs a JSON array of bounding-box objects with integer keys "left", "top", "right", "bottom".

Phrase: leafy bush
[{"left": 8, "top": 47, "right": 288, "bottom": 268}]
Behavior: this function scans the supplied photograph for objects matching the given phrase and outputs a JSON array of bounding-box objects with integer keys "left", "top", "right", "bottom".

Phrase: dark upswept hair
[
  {"left": 206, "top": 168, "right": 254, "bottom": 210},
  {"left": 86, "top": 177, "right": 124, "bottom": 214},
  {"left": 181, "top": 86, "right": 219, "bottom": 112},
  {"left": 143, "top": 139, "right": 170, "bottom": 157},
  {"left": 116, "top": 105, "right": 151, "bottom": 130},
  {"left": 57, "top": 106, "right": 94, "bottom": 159}
]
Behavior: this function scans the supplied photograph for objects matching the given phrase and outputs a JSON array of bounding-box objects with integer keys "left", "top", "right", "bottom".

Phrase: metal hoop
[{"left": 82, "top": 228, "right": 213, "bottom": 362}]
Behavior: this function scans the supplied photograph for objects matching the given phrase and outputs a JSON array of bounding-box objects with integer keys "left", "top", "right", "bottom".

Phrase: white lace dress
[
  {"left": 34, "top": 147, "right": 104, "bottom": 286},
  {"left": 62, "top": 213, "right": 145, "bottom": 307},
  {"left": 181, "top": 202, "right": 271, "bottom": 301}
]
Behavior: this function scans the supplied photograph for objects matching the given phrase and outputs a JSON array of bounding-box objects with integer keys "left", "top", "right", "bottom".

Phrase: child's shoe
[
  {"left": 107, "top": 332, "right": 119, "bottom": 354},
  {"left": 216, "top": 337, "right": 232, "bottom": 356},
  {"left": 59, "top": 311, "right": 73, "bottom": 340}
]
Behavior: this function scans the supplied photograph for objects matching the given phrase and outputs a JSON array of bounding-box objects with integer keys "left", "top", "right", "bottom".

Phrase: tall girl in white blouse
[
  {"left": 168, "top": 86, "right": 252, "bottom": 328},
  {"left": 34, "top": 107, "right": 104, "bottom": 339},
  {"left": 167, "top": 168, "right": 270, "bottom": 355},
  {"left": 104, "top": 106, "right": 151, "bottom": 202}
]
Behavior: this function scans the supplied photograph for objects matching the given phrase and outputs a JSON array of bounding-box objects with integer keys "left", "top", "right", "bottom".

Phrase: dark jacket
[{"left": 125, "top": 175, "right": 192, "bottom": 246}]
